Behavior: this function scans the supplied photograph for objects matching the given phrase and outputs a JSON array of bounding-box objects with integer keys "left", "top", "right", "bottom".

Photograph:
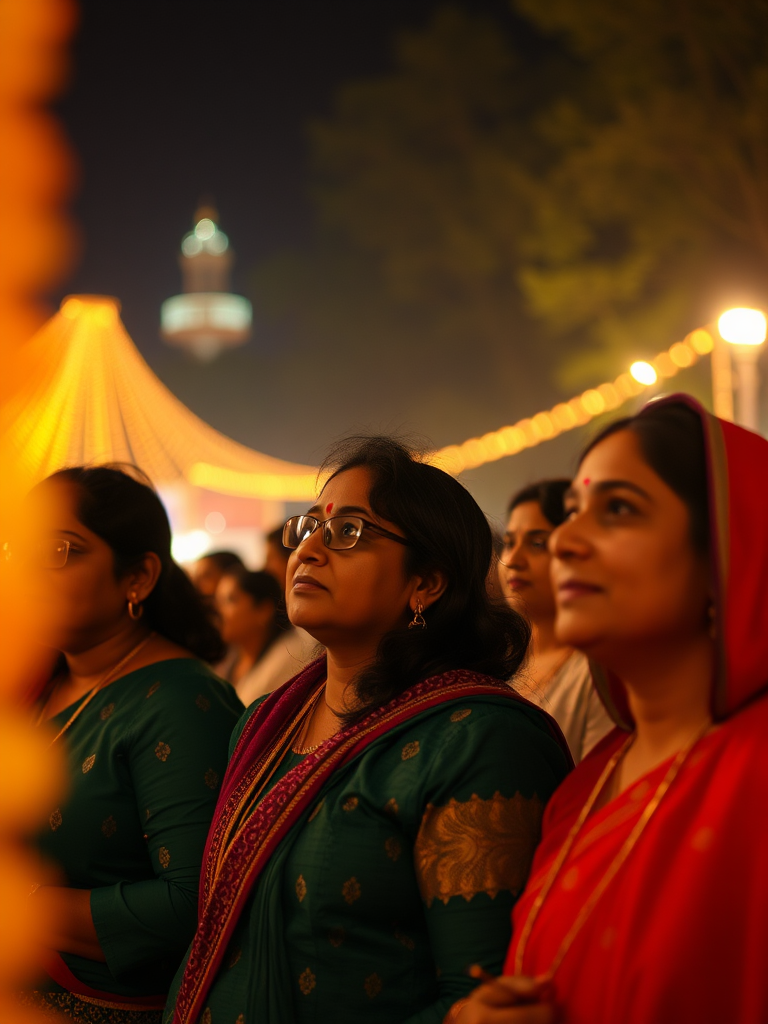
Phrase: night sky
[{"left": 54, "top": 0, "right": 668, "bottom": 522}]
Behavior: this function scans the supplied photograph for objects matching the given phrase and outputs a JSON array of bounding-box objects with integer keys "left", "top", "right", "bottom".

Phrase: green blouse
[
  {"left": 34, "top": 658, "right": 242, "bottom": 1001},
  {"left": 165, "top": 691, "right": 571, "bottom": 1024}
]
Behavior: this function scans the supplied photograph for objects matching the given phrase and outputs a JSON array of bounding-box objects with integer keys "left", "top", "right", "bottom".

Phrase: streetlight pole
[{"left": 717, "top": 308, "right": 767, "bottom": 432}]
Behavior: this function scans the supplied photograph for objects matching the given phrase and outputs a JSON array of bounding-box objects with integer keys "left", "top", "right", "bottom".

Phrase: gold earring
[
  {"left": 128, "top": 595, "right": 144, "bottom": 621},
  {"left": 408, "top": 600, "right": 426, "bottom": 630}
]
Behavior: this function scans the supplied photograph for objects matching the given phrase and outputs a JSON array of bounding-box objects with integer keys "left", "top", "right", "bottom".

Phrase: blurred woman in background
[
  {"left": 215, "top": 567, "right": 315, "bottom": 706},
  {"left": 21, "top": 466, "right": 242, "bottom": 1023},
  {"left": 166, "top": 437, "right": 571, "bottom": 1024},
  {"left": 463, "top": 397, "right": 768, "bottom": 1024},
  {"left": 499, "top": 480, "right": 612, "bottom": 762}
]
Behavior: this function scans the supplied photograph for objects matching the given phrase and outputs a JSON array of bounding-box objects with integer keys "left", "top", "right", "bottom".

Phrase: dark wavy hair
[
  {"left": 580, "top": 401, "right": 709, "bottom": 554},
  {"left": 507, "top": 478, "right": 571, "bottom": 527},
  {"left": 320, "top": 437, "right": 531, "bottom": 722},
  {"left": 47, "top": 465, "right": 225, "bottom": 663}
]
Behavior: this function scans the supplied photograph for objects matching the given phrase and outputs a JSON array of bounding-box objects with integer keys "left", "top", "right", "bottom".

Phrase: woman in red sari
[{"left": 456, "top": 394, "right": 768, "bottom": 1024}]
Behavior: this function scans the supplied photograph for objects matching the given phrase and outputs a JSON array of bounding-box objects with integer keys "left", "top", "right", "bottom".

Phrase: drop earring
[{"left": 408, "top": 600, "right": 426, "bottom": 630}]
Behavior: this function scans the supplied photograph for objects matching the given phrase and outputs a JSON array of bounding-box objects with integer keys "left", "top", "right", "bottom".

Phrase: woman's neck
[
  {"left": 612, "top": 633, "right": 715, "bottom": 789},
  {"left": 64, "top": 622, "right": 152, "bottom": 688},
  {"left": 324, "top": 647, "right": 373, "bottom": 714},
  {"left": 531, "top": 617, "right": 569, "bottom": 660}
]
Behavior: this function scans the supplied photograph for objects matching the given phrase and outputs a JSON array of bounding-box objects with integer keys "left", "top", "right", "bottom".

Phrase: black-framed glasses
[
  {"left": 282, "top": 515, "right": 409, "bottom": 551},
  {"left": 2, "top": 538, "right": 71, "bottom": 569}
]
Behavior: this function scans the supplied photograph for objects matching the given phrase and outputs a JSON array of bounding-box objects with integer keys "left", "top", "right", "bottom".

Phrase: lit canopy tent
[{"left": 5, "top": 295, "right": 320, "bottom": 499}]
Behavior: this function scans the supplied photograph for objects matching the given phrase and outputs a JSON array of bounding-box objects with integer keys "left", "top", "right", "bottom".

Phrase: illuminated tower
[{"left": 160, "top": 203, "right": 252, "bottom": 360}]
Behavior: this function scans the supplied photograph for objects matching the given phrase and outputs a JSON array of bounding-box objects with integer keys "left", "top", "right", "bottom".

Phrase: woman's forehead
[{"left": 317, "top": 466, "right": 373, "bottom": 509}]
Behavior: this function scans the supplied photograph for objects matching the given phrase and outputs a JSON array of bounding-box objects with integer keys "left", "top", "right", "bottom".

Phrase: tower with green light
[{"left": 160, "top": 204, "right": 252, "bottom": 360}]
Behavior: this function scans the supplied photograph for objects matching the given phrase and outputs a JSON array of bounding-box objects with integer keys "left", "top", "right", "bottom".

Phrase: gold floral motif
[
  {"left": 298, "top": 967, "right": 316, "bottom": 995},
  {"left": 450, "top": 708, "right": 472, "bottom": 722},
  {"left": 82, "top": 754, "right": 96, "bottom": 774},
  {"left": 146, "top": 682, "right": 160, "bottom": 698},
  {"left": 235, "top": 1016, "right": 245, "bottom": 1024},
  {"left": 49, "top": 808, "right": 62, "bottom": 831},
  {"left": 364, "top": 973, "right": 383, "bottom": 998},
  {"left": 100, "top": 702, "right": 115, "bottom": 720},
  {"left": 155, "top": 741, "right": 170, "bottom": 761},
  {"left": 296, "top": 875, "right": 307, "bottom": 902},
  {"left": 414, "top": 791, "right": 543, "bottom": 907},
  {"left": 159, "top": 846, "right": 171, "bottom": 868},
  {"left": 401, "top": 741, "right": 420, "bottom": 761},
  {"left": 384, "top": 837, "right": 402, "bottom": 861},
  {"left": 201, "top": 1009, "right": 211, "bottom": 1024},
  {"left": 101, "top": 815, "right": 117, "bottom": 838},
  {"left": 342, "top": 795, "right": 359, "bottom": 812},
  {"left": 328, "top": 928, "right": 345, "bottom": 947},
  {"left": 308, "top": 798, "right": 325, "bottom": 822},
  {"left": 195, "top": 694, "right": 211, "bottom": 712},
  {"left": 228, "top": 947, "right": 242, "bottom": 969},
  {"left": 394, "top": 928, "right": 415, "bottom": 950},
  {"left": 204, "top": 768, "right": 219, "bottom": 790},
  {"left": 342, "top": 877, "right": 361, "bottom": 904},
  {"left": 383, "top": 797, "right": 399, "bottom": 817}
]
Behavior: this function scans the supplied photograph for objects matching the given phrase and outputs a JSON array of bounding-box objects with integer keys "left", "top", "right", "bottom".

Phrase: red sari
[{"left": 505, "top": 394, "right": 768, "bottom": 1024}]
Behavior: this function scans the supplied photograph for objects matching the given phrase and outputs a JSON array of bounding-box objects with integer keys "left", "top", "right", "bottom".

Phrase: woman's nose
[
  {"left": 295, "top": 525, "right": 327, "bottom": 564},
  {"left": 549, "top": 513, "right": 588, "bottom": 560}
]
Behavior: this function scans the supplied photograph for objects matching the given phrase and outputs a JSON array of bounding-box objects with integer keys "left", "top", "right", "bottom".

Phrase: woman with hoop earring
[{"left": 19, "top": 465, "right": 242, "bottom": 1022}]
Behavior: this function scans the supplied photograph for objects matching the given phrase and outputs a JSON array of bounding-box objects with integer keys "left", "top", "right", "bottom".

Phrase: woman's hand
[{"left": 446, "top": 973, "right": 557, "bottom": 1024}]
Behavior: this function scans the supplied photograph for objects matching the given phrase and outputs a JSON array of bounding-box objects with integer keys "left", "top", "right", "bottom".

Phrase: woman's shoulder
[{"left": 119, "top": 657, "right": 243, "bottom": 718}]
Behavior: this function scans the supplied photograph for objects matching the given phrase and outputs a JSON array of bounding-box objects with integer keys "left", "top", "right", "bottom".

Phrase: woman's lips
[
  {"left": 292, "top": 574, "right": 327, "bottom": 592},
  {"left": 505, "top": 577, "right": 531, "bottom": 591},
  {"left": 557, "top": 579, "right": 604, "bottom": 601}
]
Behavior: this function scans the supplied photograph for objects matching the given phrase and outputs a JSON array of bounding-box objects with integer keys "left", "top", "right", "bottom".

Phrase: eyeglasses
[
  {"left": 2, "top": 539, "right": 71, "bottom": 569},
  {"left": 282, "top": 515, "right": 409, "bottom": 551}
]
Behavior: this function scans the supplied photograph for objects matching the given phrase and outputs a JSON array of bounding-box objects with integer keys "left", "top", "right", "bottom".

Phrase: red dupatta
[
  {"left": 505, "top": 395, "right": 768, "bottom": 1024},
  {"left": 173, "top": 659, "right": 569, "bottom": 1024}
]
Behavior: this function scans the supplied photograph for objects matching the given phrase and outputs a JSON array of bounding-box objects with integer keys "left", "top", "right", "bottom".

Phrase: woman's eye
[
  {"left": 563, "top": 506, "right": 578, "bottom": 520},
  {"left": 606, "top": 497, "right": 636, "bottom": 516},
  {"left": 339, "top": 521, "right": 358, "bottom": 537},
  {"left": 528, "top": 539, "right": 548, "bottom": 551}
]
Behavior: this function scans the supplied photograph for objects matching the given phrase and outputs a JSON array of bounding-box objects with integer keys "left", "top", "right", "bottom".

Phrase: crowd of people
[{"left": 16, "top": 393, "right": 768, "bottom": 1024}]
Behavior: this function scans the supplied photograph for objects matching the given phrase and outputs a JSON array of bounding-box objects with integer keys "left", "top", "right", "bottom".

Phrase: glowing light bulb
[
  {"left": 718, "top": 308, "right": 767, "bottom": 346},
  {"left": 630, "top": 361, "right": 658, "bottom": 386}
]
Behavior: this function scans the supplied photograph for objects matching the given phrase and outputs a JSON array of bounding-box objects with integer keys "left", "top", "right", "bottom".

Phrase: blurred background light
[
  {"left": 718, "top": 308, "right": 767, "bottom": 347},
  {"left": 630, "top": 361, "right": 658, "bottom": 386}
]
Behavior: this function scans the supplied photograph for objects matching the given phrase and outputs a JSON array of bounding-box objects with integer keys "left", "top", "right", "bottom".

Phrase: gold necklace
[
  {"left": 291, "top": 686, "right": 327, "bottom": 754},
  {"left": 513, "top": 717, "right": 712, "bottom": 980},
  {"left": 40, "top": 632, "right": 156, "bottom": 746}
]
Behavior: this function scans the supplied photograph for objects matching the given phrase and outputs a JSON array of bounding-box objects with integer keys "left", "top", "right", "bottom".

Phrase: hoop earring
[
  {"left": 408, "top": 600, "right": 426, "bottom": 630},
  {"left": 128, "top": 597, "right": 144, "bottom": 621}
]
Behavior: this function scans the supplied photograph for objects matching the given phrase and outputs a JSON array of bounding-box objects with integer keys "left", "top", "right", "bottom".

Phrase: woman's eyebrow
[
  {"left": 55, "top": 529, "right": 88, "bottom": 541},
  {"left": 306, "top": 504, "right": 373, "bottom": 518},
  {"left": 592, "top": 479, "right": 653, "bottom": 501}
]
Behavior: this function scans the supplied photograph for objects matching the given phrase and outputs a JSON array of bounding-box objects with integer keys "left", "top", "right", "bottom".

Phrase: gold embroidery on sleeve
[
  {"left": 296, "top": 875, "right": 307, "bottom": 902},
  {"left": 155, "top": 741, "right": 170, "bottom": 761},
  {"left": 364, "top": 973, "right": 383, "bottom": 998},
  {"left": 159, "top": 847, "right": 171, "bottom": 868},
  {"left": 49, "top": 808, "right": 62, "bottom": 831},
  {"left": 342, "top": 877, "right": 361, "bottom": 904},
  {"left": 414, "top": 791, "right": 543, "bottom": 907},
  {"left": 342, "top": 796, "right": 359, "bottom": 812},
  {"left": 101, "top": 816, "right": 117, "bottom": 838},
  {"left": 384, "top": 797, "right": 399, "bottom": 817},
  {"left": 450, "top": 708, "right": 472, "bottom": 722},
  {"left": 401, "top": 741, "right": 420, "bottom": 761},
  {"left": 298, "top": 968, "right": 316, "bottom": 995},
  {"left": 82, "top": 755, "right": 96, "bottom": 773},
  {"left": 100, "top": 703, "right": 115, "bottom": 720}
]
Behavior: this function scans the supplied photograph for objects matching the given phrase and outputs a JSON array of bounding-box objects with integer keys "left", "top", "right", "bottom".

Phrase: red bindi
[
  {"left": 583, "top": 478, "right": 591, "bottom": 487},
  {"left": 325, "top": 502, "right": 334, "bottom": 513}
]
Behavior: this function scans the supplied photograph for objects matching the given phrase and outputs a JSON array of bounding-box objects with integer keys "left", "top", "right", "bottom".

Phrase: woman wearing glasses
[
  {"left": 22, "top": 466, "right": 242, "bottom": 1022},
  {"left": 166, "top": 437, "right": 572, "bottom": 1024},
  {"left": 499, "top": 480, "right": 612, "bottom": 762}
]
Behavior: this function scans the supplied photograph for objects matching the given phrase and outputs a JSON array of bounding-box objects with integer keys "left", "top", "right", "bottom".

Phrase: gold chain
[
  {"left": 39, "top": 632, "right": 156, "bottom": 746},
  {"left": 291, "top": 685, "right": 327, "bottom": 754},
  {"left": 513, "top": 718, "right": 712, "bottom": 979}
]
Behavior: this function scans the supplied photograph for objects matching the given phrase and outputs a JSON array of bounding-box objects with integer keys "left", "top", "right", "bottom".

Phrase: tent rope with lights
[
  {"left": 4, "top": 296, "right": 720, "bottom": 494},
  {"left": 4, "top": 295, "right": 320, "bottom": 499}
]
